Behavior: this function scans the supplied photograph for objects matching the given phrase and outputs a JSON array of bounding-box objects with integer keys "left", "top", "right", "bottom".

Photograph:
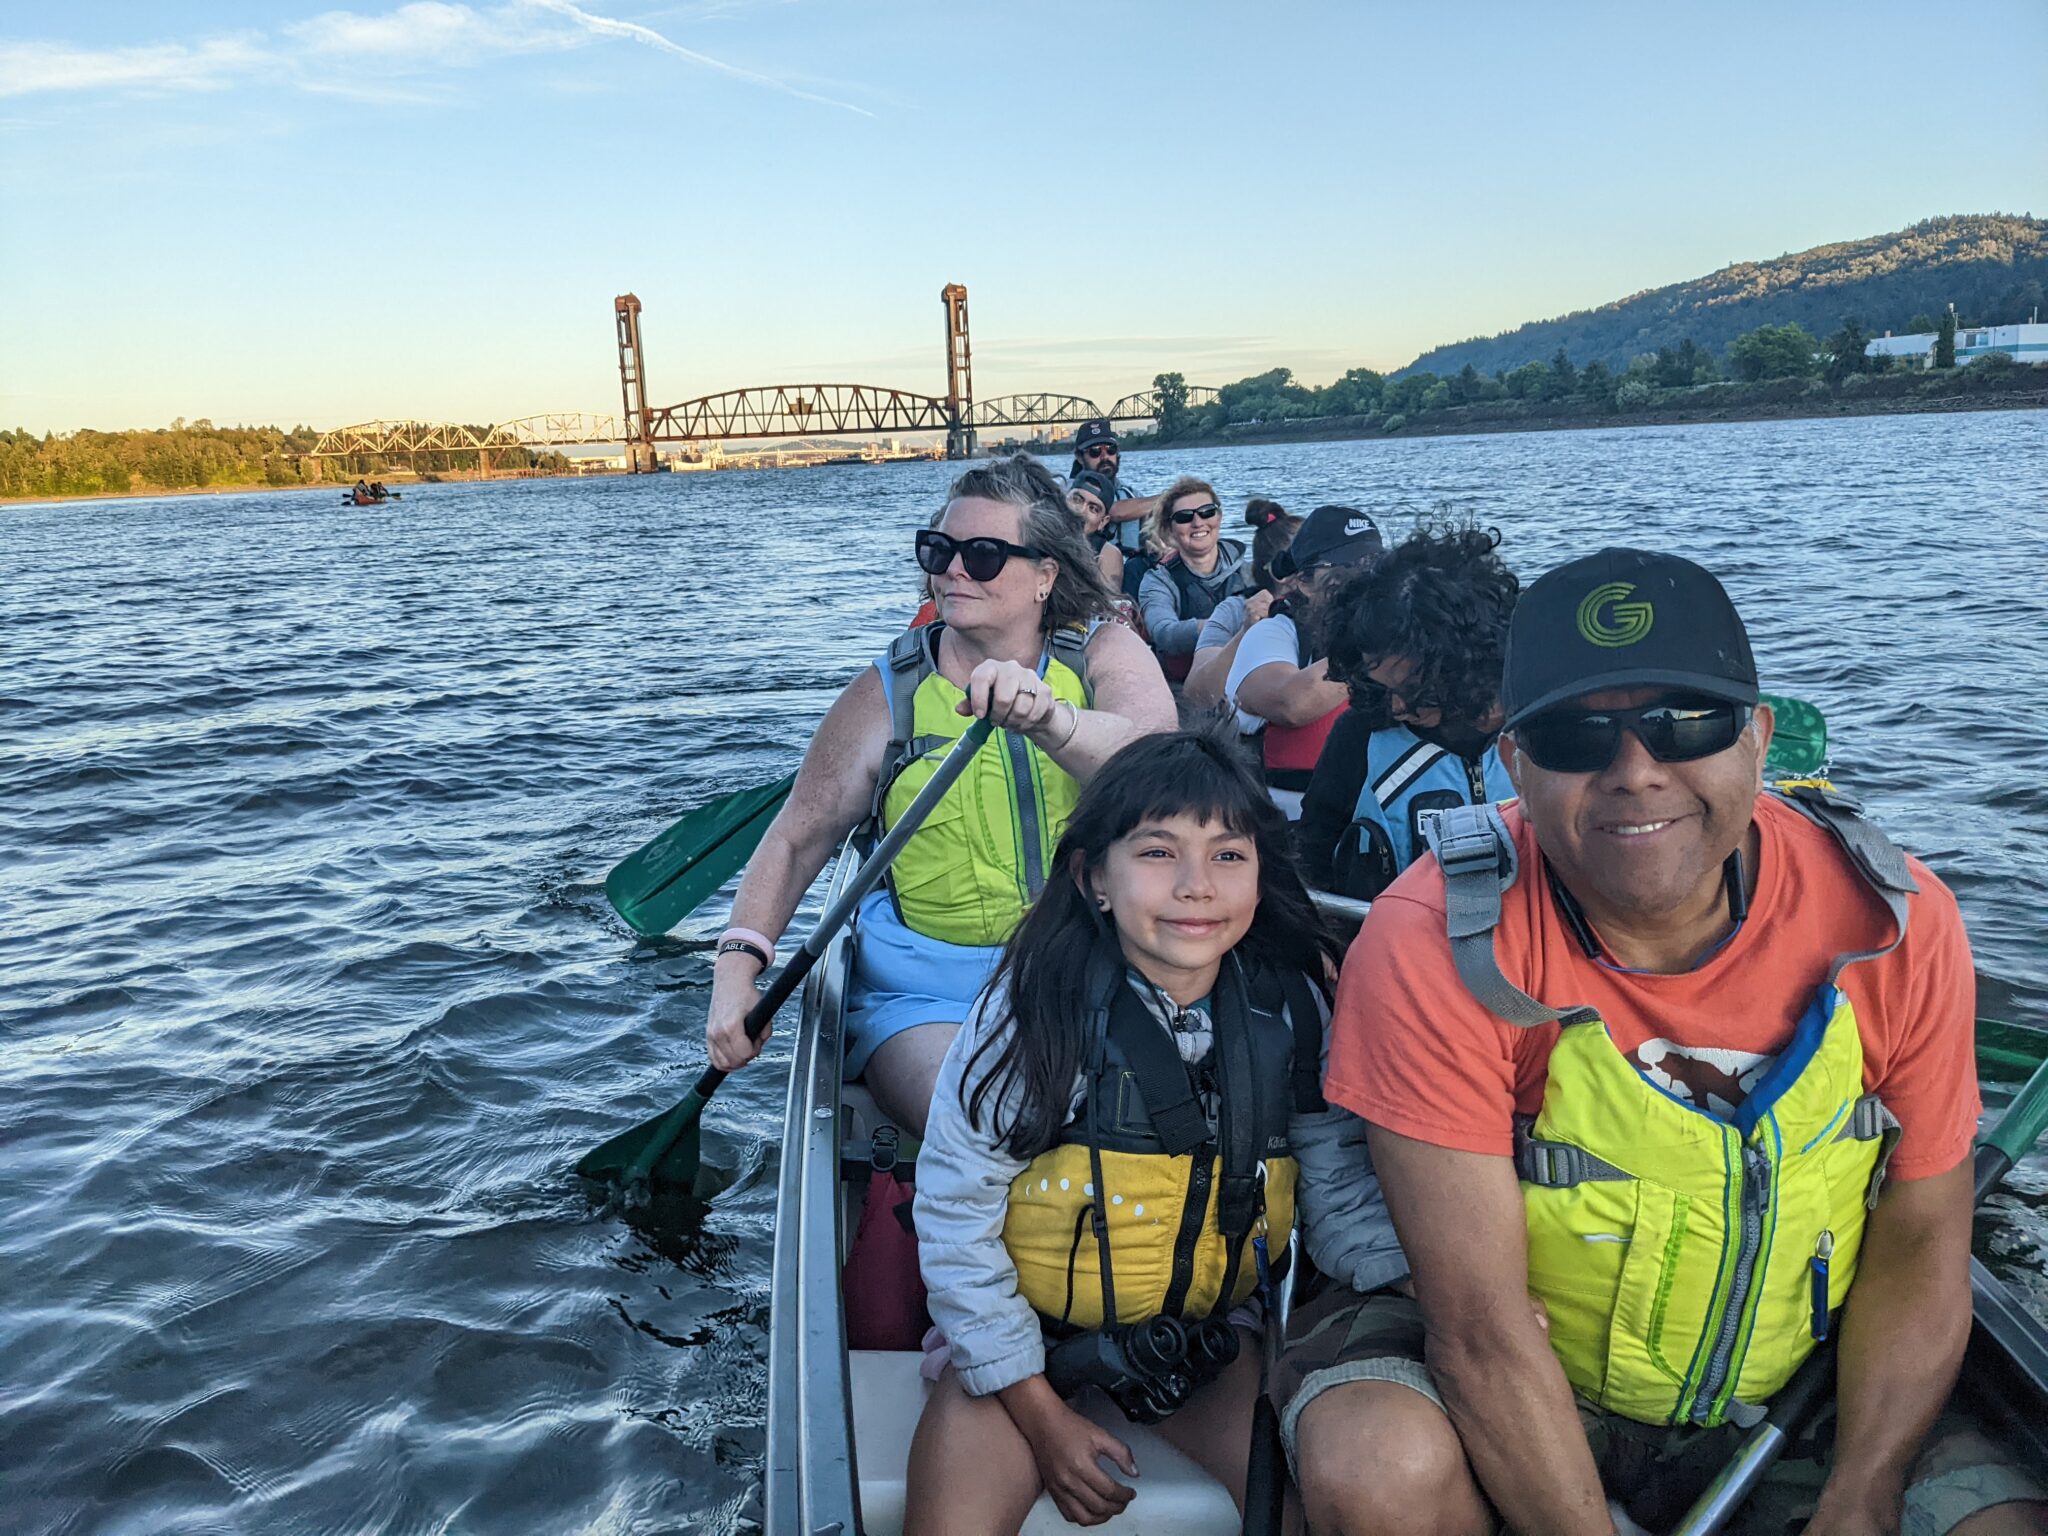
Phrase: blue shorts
[{"left": 843, "top": 890, "right": 1002, "bottom": 1080}]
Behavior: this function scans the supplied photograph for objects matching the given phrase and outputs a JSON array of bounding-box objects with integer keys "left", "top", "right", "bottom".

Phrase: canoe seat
[{"left": 850, "top": 1349, "right": 1241, "bottom": 1534}]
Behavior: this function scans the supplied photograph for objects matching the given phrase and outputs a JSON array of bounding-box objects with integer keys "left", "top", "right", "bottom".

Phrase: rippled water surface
[{"left": 5, "top": 411, "right": 2046, "bottom": 1534}]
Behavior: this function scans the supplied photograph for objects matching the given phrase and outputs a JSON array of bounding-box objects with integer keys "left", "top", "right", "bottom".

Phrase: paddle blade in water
[
  {"left": 576, "top": 1087, "right": 708, "bottom": 1193},
  {"left": 1762, "top": 693, "right": 1826, "bottom": 777},
  {"left": 605, "top": 773, "right": 794, "bottom": 937}
]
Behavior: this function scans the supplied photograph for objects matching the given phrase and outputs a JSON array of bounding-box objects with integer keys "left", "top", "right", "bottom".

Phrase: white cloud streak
[
  {"left": 0, "top": 36, "right": 268, "bottom": 99},
  {"left": 523, "top": 0, "right": 870, "bottom": 115},
  {"left": 0, "top": 2, "right": 870, "bottom": 115}
]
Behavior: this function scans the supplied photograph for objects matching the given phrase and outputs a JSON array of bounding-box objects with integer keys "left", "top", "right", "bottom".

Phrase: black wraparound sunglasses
[
  {"left": 1516, "top": 696, "right": 1750, "bottom": 775},
  {"left": 1170, "top": 503, "right": 1222, "bottom": 525},
  {"left": 915, "top": 528, "right": 1047, "bottom": 582}
]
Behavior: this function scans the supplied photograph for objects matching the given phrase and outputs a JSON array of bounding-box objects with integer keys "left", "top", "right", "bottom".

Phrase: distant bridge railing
[
  {"left": 307, "top": 383, "right": 1223, "bottom": 457},
  {"left": 646, "top": 385, "right": 953, "bottom": 442},
  {"left": 308, "top": 414, "right": 628, "bottom": 456},
  {"left": 1106, "top": 385, "right": 1223, "bottom": 422},
  {"left": 970, "top": 393, "right": 1103, "bottom": 430}
]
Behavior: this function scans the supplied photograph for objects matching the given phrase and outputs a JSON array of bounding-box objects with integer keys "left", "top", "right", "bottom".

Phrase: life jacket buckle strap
[
  {"left": 870, "top": 1126, "right": 900, "bottom": 1174},
  {"left": 1833, "top": 1093, "right": 1901, "bottom": 1208},
  {"left": 1515, "top": 1124, "right": 1633, "bottom": 1188}
]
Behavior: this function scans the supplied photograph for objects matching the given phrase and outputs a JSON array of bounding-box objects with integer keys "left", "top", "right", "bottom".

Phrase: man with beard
[
  {"left": 1297, "top": 521, "right": 1519, "bottom": 897},
  {"left": 1067, "top": 419, "right": 1160, "bottom": 593}
]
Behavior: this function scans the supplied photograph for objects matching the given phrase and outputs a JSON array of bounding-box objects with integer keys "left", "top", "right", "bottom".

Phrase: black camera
[{"left": 1043, "top": 1315, "right": 1240, "bottom": 1424}]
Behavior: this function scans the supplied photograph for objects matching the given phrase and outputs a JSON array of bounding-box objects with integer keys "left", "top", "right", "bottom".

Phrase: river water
[{"left": 4, "top": 410, "right": 2045, "bottom": 1534}]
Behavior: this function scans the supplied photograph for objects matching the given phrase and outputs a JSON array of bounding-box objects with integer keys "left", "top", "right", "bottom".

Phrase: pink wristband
[{"left": 719, "top": 927, "right": 778, "bottom": 968}]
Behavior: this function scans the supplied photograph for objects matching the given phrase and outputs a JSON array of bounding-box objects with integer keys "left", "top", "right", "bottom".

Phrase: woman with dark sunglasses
[
  {"left": 1136, "top": 476, "right": 1253, "bottom": 684},
  {"left": 704, "top": 454, "right": 1177, "bottom": 1137}
]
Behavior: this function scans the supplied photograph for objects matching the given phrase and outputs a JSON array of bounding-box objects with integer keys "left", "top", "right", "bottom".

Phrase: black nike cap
[
  {"left": 1501, "top": 548, "right": 1759, "bottom": 728},
  {"left": 1270, "top": 505, "right": 1382, "bottom": 580}
]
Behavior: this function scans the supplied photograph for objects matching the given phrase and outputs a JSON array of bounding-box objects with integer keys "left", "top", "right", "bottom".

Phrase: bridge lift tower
[
  {"left": 942, "top": 282, "right": 975, "bottom": 460},
  {"left": 614, "top": 294, "right": 657, "bottom": 473}
]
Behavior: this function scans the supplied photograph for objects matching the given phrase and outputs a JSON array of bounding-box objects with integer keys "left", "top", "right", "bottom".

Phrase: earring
[{"left": 1096, "top": 897, "right": 1111, "bottom": 912}]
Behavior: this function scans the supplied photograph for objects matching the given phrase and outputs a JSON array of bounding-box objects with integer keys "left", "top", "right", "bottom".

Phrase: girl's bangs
[{"left": 1105, "top": 743, "right": 1270, "bottom": 844}]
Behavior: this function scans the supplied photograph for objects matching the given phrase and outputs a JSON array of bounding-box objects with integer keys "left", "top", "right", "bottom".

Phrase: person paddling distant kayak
[{"left": 703, "top": 455, "right": 1175, "bottom": 1135}]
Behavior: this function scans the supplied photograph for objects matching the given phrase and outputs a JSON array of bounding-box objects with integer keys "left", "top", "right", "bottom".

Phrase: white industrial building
[{"left": 1866, "top": 321, "right": 2048, "bottom": 368}]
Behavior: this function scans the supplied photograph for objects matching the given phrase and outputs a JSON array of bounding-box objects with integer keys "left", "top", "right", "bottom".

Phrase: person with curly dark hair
[{"left": 1296, "top": 520, "right": 1520, "bottom": 898}]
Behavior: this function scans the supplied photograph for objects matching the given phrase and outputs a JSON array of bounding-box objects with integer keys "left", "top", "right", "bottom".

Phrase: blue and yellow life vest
[
  {"left": 1332, "top": 726, "right": 1514, "bottom": 900},
  {"left": 872, "top": 623, "right": 1092, "bottom": 947},
  {"left": 1002, "top": 949, "right": 1325, "bottom": 1329},
  {"left": 1423, "top": 785, "right": 1915, "bottom": 1427}
]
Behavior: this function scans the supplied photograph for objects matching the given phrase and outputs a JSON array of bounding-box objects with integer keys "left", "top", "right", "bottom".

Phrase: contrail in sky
[{"left": 522, "top": 0, "right": 873, "bottom": 116}]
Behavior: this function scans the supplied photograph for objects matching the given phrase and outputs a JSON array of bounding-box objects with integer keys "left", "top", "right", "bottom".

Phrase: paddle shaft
[
  {"left": 1670, "top": 1053, "right": 2048, "bottom": 1536},
  {"left": 619, "top": 717, "right": 997, "bottom": 1187},
  {"left": 1243, "top": 1238, "right": 1289, "bottom": 1536}
]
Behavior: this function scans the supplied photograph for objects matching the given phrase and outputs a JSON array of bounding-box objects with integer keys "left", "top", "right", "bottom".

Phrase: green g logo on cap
[{"left": 1576, "top": 582, "right": 1654, "bottom": 648}]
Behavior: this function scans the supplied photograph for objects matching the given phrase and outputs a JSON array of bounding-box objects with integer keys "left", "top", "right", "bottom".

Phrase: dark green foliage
[
  {"left": 0, "top": 422, "right": 571, "bottom": 500},
  {"left": 1153, "top": 371, "right": 1190, "bottom": 440},
  {"left": 1728, "top": 324, "right": 1822, "bottom": 382},
  {"left": 1398, "top": 215, "right": 2047, "bottom": 376},
  {"left": 1935, "top": 311, "right": 1958, "bottom": 368},
  {"left": 1824, "top": 318, "right": 1870, "bottom": 382}
]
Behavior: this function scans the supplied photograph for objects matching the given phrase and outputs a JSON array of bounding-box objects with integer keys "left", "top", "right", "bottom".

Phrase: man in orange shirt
[{"left": 1277, "top": 550, "right": 2044, "bottom": 1536}]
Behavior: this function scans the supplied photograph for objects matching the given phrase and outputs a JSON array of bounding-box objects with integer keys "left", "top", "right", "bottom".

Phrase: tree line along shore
[
  {"left": 9, "top": 310, "right": 2044, "bottom": 505},
  {"left": 0, "top": 421, "right": 569, "bottom": 504},
  {"left": 1142, "top": 311, "right": 2048, "bottom": 449}
]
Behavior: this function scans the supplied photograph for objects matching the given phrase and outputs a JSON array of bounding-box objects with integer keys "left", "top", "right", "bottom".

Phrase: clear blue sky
[{"left": 4, "top": 1, "right": 2043, "bottom": 434}]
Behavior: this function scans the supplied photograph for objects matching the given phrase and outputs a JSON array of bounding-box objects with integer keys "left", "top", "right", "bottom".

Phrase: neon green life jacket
[
  {"left": 872, "top": 623, "right": 1092, "bottom": 947},
  {"left": 1423, "top": 785, "right": 1916, "bottom": 1427}
]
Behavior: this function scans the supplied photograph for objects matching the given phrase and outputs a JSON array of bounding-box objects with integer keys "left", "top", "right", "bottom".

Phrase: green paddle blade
[
  {"left": 605, "top": 773, "right": 795, "bottom": 937},
  {"left": 1983, "top": 1051, "right": 2048, "bottom": 1173},
  {"left": 1761, "top": 692, "right": 1826, "bottom": 777},
  {"left": 576, "top": 1085, "right": 713, "bottom": 1195}
]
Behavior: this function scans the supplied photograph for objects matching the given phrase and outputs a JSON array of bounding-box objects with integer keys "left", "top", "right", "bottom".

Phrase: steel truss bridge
[{"left": 306, "top": 288, "right": 1219, "bottom": 467}]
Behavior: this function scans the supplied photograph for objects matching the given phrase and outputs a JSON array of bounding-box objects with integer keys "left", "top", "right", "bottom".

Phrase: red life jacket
[
  {"left": 1263, "top": 704, "right": 1345, "bottom": 792},
  {"left": 1258, "top": 612, "right": 1343, "bottom": 791}
]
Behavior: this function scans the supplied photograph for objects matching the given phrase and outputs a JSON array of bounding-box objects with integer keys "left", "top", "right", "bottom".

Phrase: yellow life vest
[
  {"left": 873, "top": 624, "right": 1091, "bottom": 947},
  {"left": 1423, "top": 785, "right": 1915, "bottom": 1427},
  {"left": 1001, "top": 952, "right": 1323, "bottom": 1329}
]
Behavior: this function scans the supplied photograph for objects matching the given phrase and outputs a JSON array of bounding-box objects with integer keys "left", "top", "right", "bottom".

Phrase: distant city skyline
[{"left": 3, "top": 1, "right": 2043, "bottom": 435}]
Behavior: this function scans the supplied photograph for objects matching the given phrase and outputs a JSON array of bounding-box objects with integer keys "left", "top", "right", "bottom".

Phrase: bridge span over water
[{"left": 307, "top": 286, "right": 1218, "bottom": 469}]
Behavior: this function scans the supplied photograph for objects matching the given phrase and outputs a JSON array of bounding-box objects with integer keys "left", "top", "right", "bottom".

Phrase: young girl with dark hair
[{"left": 904, "top": 732, "right": 1404, "bottom": 1533}]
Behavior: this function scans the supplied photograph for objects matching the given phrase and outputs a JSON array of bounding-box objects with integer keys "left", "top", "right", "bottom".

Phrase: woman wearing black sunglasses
[
  {"left": 1135, "top": 475, "right": 1253, "bottom": 685},
  {"left": 704, "top": 455, "right": 1177, "bottom": 1137}
]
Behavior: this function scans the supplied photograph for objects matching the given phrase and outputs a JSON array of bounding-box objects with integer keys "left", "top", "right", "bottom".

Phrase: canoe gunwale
[{"left": 764, "top": 838, "right": 866, "bottom": 1533}]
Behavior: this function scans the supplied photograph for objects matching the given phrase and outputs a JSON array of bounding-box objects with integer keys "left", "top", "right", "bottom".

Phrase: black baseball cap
[
  {"left": 1270, "top": 505, "right": 1382, "bottom": 580},
  {"left": 1074, "top": 419, "right": 1118, "bottom": 453},
  {"left": 1067, "top": 468, "right": 1115, "bottom": 507},
  {"left": 1501, "top": 547, "right": 1759, "bottom": 728}
]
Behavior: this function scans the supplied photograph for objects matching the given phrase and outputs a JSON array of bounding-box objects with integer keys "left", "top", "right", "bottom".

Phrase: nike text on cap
[
  {"left": 1500, "top": 547, "right": 1760, "bottom": 729},
  {"left": 1270, "top": 505, "right": 1383, "bottom": 580}
]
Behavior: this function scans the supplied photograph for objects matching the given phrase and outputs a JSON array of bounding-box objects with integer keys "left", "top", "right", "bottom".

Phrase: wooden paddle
[
  {"left": 606, "top": 772, "right": 796, "bottom": 938},
  {"left": 577, "top": 718, "right": 996, "bottom": 1198},
  {"left": 1671, "top": 1049, "right": 2048, "bottom": 1536}
]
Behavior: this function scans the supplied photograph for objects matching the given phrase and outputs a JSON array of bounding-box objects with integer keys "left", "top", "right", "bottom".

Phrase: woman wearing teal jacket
[{"left": 705, "top": 454, "right": 1177, "bottom": 1133}]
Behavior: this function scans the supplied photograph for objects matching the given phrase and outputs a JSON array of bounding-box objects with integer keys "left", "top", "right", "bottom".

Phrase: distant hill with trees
[{"left": 1397, "top": 214, "right": 2046, "bottom": 377}]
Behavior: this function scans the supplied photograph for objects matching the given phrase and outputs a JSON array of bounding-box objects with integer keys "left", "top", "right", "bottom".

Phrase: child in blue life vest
[{"left": 904, "top": 731, "right": 1405, "bottom": 1533}]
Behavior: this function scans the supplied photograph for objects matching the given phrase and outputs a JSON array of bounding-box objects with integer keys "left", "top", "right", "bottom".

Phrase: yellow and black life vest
[
  {"left": 1423, "top": 784, "right": 1915, "bottom": 1427},
  {"left": 870, "top": 623, "right": 1093, "bottom": 947},
  {"left": 1001, "top": 947, "right": 1326, "bottom": 1330}
]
